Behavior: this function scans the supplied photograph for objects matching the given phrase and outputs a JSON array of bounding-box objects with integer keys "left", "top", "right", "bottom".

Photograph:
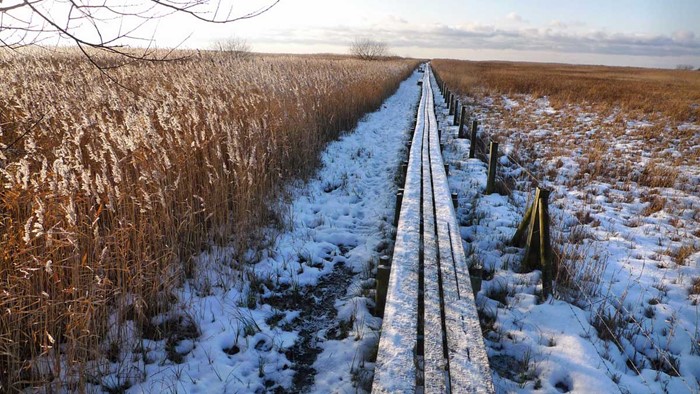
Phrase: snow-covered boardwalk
[{"left": 373, "top": 66, "right": 494, "bottom": 393}]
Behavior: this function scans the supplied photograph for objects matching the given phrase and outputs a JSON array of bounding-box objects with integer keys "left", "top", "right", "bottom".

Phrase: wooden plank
[
  {"left": 426, "top": 64, "right": 495, "bottom": 394},
  {"left": 423, "top": 86, "right": 448, "bottom": 393},
  {"left": 375, "top": 65, "right": 494, "bottom": 393},
  {"left": 372, "top": 71, "right": 428, "bottom": 394}
]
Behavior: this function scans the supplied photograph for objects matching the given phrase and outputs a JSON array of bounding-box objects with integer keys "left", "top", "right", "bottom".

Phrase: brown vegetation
[
  {"left": 433, "top": 59, "right": 700, "bottom": 193},
  {"left": 432, "top": 59, "right": 700, "bottom": 122},
  {"left": 0, "top": 49, "right": 418, "bottom": 390}
]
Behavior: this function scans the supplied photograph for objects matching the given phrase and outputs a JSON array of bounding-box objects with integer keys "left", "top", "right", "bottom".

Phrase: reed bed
[{"left": 0, "top": 49, "right": 418, "bottom": 391}]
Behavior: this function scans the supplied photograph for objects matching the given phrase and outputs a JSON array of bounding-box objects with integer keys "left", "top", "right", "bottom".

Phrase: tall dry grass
[
  {"left": 432, "top": 59, "right": 700, "bottom": 122},
  {"left": 0, "top": 48, "right": 418, "bottom": 391}
]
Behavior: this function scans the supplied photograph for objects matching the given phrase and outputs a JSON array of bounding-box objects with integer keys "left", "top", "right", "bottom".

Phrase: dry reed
[{"left": 0, "top": 48, "right": 418, "bottom": 391}]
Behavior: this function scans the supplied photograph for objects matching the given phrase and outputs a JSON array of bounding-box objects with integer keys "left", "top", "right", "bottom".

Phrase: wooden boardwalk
[{"left": 372, "top": 65, "right": 493, "bottom": 393}]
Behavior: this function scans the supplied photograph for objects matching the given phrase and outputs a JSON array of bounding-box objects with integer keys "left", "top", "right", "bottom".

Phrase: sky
[
  {"left": 3, "top": 0, "right": 700, "bottom": 68},
  {"left": 189, "top": 0, "right": 700, "bottom": 68}
]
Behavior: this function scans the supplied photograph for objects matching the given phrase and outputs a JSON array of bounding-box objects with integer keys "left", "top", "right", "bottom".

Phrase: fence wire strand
[{"left": 433, "top": 73, "right": 697, "bottom": 393}]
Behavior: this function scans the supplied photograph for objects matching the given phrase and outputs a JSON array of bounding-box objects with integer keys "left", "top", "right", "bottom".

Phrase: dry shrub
[
  {"left": 432, "top": 59, "right": 700, "bottom": 122},
  {"left": 672, "top": 244, "right": 698, "bottom": 266},
  {"left": 0, "top": 48, "right": 418, "bottom": 390},
  {"left": 552, "top": 234, "right": 608, "bottom": 304},
  {"left": 638, "top": 161, "right": 679, "bottom": 188},
  {"left": 640, "top": 192, "right": 667, "bottom": 216},
  {"left": 691, "top": 277, "right": 700, "bottom": 296}
]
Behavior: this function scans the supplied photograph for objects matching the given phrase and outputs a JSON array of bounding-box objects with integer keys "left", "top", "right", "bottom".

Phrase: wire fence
[{"left": 431, "top": 69, "right": 698, "bottom": 392}]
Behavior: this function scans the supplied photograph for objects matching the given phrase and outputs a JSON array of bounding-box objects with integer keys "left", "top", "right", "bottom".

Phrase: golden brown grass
[
  {"left": 433, "top": 59, "right": 700, "bottom": 192},
  {"left": 432, "top": 59, "right": 700, "bottom": 122},
  {"left": 0, "top": 48, "right": 418, "bottom": 391}
]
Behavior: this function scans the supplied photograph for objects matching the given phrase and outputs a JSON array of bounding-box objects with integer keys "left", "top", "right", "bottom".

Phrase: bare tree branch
[{"left": 0, "top": 0, "right": 280, "bottom": 65}]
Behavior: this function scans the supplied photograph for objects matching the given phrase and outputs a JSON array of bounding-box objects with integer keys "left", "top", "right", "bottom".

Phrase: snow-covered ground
[
  {"left": 91, "top": 62, "right": 698, "bottom": 394},
  {"left": 100, "top": 68, "right": 422, "bottom": 393},
  {"left": 433, "top": 73, "right": 700, "bottom": 393}
]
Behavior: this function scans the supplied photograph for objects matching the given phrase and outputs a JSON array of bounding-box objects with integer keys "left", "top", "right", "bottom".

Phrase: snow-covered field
[
  {"left": 92, "top": 62, "right": 699, "bottom": 394},
  {"left": 109, "top": 69, "right": 422, "bottom": 393},
  {"left": 434, "top": 72, "right": 700, "bottom": 393}
]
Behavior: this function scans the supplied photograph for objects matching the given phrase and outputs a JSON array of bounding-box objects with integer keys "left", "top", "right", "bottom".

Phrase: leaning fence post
[
  {"left": 538, "top": 189, "right": 553, "bottom": 298},
  {"left": 511, "top": 197, "right": 535, "bottom": 246},
  {"left": 522, "top": 188, "right": 542, "bottom": 271},
  {"left": 469, "top": 120, "right": 478, "bottom": 158},
  {"left": 485, "top": 141, "right": 499, "bottom": 195},
  {"left": 458, "top": 106, "right": 467, "bottom": 138}
]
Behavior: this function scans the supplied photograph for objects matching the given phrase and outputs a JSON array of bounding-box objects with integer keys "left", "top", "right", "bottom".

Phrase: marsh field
[
  {"left": 432, "top": 59, "right": 700, "bottom": 392},
  {"left": 1, "top": 50, "right": 699, "bottom": 393}
]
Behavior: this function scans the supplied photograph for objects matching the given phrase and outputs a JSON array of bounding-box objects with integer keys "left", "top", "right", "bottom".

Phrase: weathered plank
[
  {"left": 427, "top": 64, "right": 494, "bottom": 393},
  {"left": 423, "top": 80, "right": 448, "bottom": 392},
  {"left": 372, "top": 70, "right": 427, "bottom": 394},
  {"left": 374, "top": 64, "right": 493, "bottom": 394}
]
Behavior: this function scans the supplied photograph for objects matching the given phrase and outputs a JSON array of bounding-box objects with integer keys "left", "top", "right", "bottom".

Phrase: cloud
[
  {"left": 254, "top": 23, "right": 700, "bottom": 58},
  {"left": 672, "top": 30, "right": 695, "bottom": 43},
  {"left": 549, "top": 20, "right": 567, "bottom": 29},
  {"left": 387, "top": 15, "right": 409, "bottom": 25},
  {"left": 506, "top": 12, "right": 525, "bottom": 23}
]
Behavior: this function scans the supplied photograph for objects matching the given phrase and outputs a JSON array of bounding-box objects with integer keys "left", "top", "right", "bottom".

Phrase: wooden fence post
[
  {"left": 394, "top": 189, "right": 404, "bottom": 226},
  {"left": 401, "top": 160, "right": 408, "bottom": 185},
  {"left": 538, "top": 189, "right": 553, "bottom": 298},
  {"left": 444, "top": 164, "right": 449, "bottom": 176},
  {"left": 380, "top": 255, "right": 391, "bottom": 267},
  {"left": 453, "top": 100, "right": 460, "bottom": 125},
  {"left": 512, "top": 187, "right": 553, "bottom": 297},
  {"left": 485, "top": 141, "right": 499, "bottom": 195},
  {"left": 511, "top": 196, "right": 535, "bottom": 246},
  {"left": 458, "top": 106, "right": 467, "bottom": 138},
  {"left": 449, "top": 95, "right": 455, "bottom": 116},
  {"left": 375, "top": 262, "right": 390, "bottom": 316},
  {"left": 469, "top": 265, "right": 483, "bottom": 297},
  {"left": 469, "top": 120, "right": 478, "bottom": 159},
  {"left": 451, "top": 192, "right": 458, "bottom": 209},
  {"left": 522, "top": 189, "right": 541, "bottom": 271}
]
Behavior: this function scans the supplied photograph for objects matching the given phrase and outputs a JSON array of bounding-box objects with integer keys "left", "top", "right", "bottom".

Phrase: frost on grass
[
  {"left": 430, "top": 66, "right": 700, "bottom": 393},
  {"left": 118, "top": 67, "right": 423, "bottom": 393}
]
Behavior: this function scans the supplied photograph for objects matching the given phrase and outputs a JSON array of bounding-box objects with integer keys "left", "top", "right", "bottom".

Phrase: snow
[
  {"left": 374, "top": 67, "right": 493, "bottom": 393},
  {"left": 116, "top": 67, "right": 423, "bottom": 393},
  {"left": 372, "top": 68, "right": 426, "bottom": 393},
  {"left": 91, "top": 57, "right": 699, "bottom": 394},
  {"left": 435, "top": 71, "right": 700, "bottom": 393}
]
